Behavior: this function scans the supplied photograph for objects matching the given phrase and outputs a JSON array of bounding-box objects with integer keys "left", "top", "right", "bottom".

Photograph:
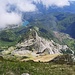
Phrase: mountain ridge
[{"left": 1, "top": 26, "right": 74, "bottom": 62}]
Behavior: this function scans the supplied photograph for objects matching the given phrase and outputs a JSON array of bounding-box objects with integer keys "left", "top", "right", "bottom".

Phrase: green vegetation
[
  {"left": 0, "top": 53, "right": 75, "bottom": 75},
  {"left": 29, "top": 12, "right": 75, "bottom": 36},
  {"left": 0, "top": 59, "right": 75, "bottom": 75},
  {"left": 28, "top": 12, "right": 75, "bottom": 50},
  {"left": 0, "top": 12, "right": 75, "bottom": 51},
  {"left": 0, "top": 26, "right": 59, "bottom": 49},
  {"left": 0, "top": 12, "right": 75, "bottom": 75},
  {"left": 0, "top": 26, "right": 30, "bottom": 49},
  {"left": 0, "top": 25, "right": 75, "bottom": 51},
  {"left": 63, "top": 39, "right": 75, "bottom": 50}
]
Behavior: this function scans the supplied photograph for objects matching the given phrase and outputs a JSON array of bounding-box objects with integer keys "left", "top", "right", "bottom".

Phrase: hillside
[
  {"left": 0, "top": 26, "right": 74, "bottom": 63},
  {"left": 0, "top": 60, "right": 75, "bottom": 75},
  {"left": 1, "top": 0, "right": 75, "bottom": 75},
  {"left": 24, "top": 12, "right": 75, "bottom": 50},
  {"left": 0, "top": 13, "right": 75, "bottom": 75}
]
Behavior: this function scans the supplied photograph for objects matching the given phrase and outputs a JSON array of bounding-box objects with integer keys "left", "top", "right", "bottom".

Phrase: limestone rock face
[{"left": 12, "top": 29, "right": 71, "bottom": 56}]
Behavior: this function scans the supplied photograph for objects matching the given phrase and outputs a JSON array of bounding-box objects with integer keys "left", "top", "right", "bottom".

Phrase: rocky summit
[
  {"left": 1, "top": 27, "right": 74, "bottom": 62},
  {"left": 13, "top": 29, "right": 68, "bottom": 55},
  {"left": 1, "top": 27, "right": 72, "bottom": 62}
]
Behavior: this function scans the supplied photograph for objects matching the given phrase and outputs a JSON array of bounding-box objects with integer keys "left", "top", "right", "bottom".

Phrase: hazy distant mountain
[{"left": 35, "top": 1, "right": 75, "bottom": 13}]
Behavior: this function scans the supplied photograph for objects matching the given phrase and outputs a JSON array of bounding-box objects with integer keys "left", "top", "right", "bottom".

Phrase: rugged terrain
[{"left": 0, "top": 26, "right": 74, "bottom": 62}]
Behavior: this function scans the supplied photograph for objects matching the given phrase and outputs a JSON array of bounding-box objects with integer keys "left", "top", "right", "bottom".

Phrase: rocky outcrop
[
  {"left": 11, "top": 29, "right": 71, "bottom": 57},
  {"left": 21, "top": 73, "right": 30, "bottom": 75},
  {"left": 1, "top": 28, "right": 74, "bottom": 62}
]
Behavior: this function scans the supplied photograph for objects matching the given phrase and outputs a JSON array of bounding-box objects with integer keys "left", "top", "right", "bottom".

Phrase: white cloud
[
  {"left": 0, "top": 12, "right": 22, "bottom": 28},
  {"left": 7, "top": 0, "right": 37, "bottom": 12},
  {"left": 18, "top": 0, "right": 37, "bottom": 12},
  {"left": 33, "top": 0, "right": 70, "bottom": 7},
  {"left": 0, "top": 0, "right": 74, "bottom": 28},
  {"left": 0, "top": 0, "right": 37, "bottom": 28}
]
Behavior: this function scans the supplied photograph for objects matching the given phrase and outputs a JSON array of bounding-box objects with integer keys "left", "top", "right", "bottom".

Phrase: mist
[{"left": 0, "top": 0, "right": 73, "bottom": 28}]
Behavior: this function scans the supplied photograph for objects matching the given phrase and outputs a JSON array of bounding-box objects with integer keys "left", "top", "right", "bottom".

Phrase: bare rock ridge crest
[
  {"left": 11, "top": 28, "right": 71, "bottom": 56},
  {"left": 2, "top": 27, "right": 74, "bottom": 62}
]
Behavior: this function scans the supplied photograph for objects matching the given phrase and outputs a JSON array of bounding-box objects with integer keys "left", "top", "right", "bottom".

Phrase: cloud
[
  {"left": 0, "top": 0, "right": 73, "bottom": 28},
  {"left": 33, "top": 0, "right": 70, "bottom": 7},
  {"left": 0, "top": 12, "right": 22, "bottom": 28},
  {"left": 7, "top": 0, "right": 37, "bottom": 12},
  {"left": 0, "top": 0, "right": 37, "bottom": 28},
  {"left": 16, "top": 0, "right": 37, "bottom": 12}
]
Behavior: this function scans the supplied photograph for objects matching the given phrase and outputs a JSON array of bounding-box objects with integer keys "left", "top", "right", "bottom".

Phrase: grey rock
[
  {"left": 21, "top": 73, "right": 30, "bottom": 75},
  {"left": 11, "top": 29, "right": 73, "bottom": 56}
]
